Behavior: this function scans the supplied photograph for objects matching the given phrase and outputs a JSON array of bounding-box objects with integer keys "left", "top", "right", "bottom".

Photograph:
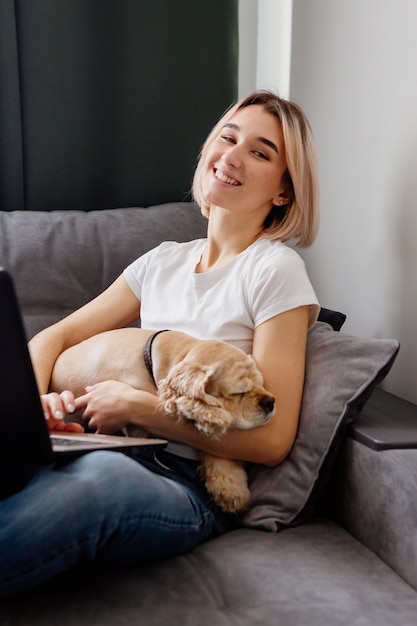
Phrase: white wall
[
  {"left": 239, "top": 0, "right": 292, "bottom": 98},
  {"left": 291, "top": 0, "right": 417, "bottom": 402},
  {"left": 240, "top": 0, "right": 417, "bottom": 402},
  {"left": 238, "top": 0, "right": 258, "bottom": 96}
]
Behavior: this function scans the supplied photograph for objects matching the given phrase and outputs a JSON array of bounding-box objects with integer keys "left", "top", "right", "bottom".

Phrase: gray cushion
[{"left": 241, "top": 321, "right": 400, "bottom": 531}]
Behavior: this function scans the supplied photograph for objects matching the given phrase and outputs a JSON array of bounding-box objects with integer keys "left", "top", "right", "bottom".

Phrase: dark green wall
[{"left": 0, "top": 0, "right": 238, "bottom": 210}]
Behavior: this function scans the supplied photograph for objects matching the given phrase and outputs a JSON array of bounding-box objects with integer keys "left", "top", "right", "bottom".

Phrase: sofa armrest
[
  {"left": 349, "top": 387, "right": 417, "bottom": 450},
  {"left": 332, "top": 389, "right": 417, "bottom": 591}
]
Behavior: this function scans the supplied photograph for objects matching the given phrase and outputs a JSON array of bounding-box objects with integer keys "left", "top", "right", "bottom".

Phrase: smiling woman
[
  {"left": 193, "top": 90, "right": 319, "bottom": 247},
  {"left": 200, "top": 106, "right": 289, "bottom": 223},
  {"left": 1, "top": 89, "right": 320, "bottom": 597}
]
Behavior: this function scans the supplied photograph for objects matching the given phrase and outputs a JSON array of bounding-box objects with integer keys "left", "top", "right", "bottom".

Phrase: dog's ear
[
  {"left": 158, "top": 362, "right": 233, "bottom": 437},
  {"left": 191, "top": 406, "right": 231, "bottom": 438},
  {"left": 159, "top": 361, "right": 220, "bottom": 401}
]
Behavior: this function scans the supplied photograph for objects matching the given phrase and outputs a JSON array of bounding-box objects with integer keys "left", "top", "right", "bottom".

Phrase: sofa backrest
[{"left": 0, "top": 203, "right": 207, "bottom": 339}]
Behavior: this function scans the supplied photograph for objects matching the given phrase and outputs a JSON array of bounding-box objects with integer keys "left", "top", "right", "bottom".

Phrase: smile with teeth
[{"left": 215, "top": 169, "right": 240, "bottom": 186}]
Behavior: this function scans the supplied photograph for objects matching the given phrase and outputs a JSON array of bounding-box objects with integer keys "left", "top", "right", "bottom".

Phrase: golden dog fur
[{"left": 50, "top": 328, "right": 275, "bottom": 513}]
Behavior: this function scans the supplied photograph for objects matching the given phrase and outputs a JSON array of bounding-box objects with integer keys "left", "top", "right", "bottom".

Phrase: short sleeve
[
  {"left": 249, "top": 246, "right": 319, "bottom": 329},
  {"left": 123, "top": 246, "right": 156, "bottom": 301}
]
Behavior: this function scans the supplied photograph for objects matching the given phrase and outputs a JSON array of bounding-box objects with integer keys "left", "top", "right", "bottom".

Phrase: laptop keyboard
[{"left": 51, "top": 436, "right": 110, "bottom": 447}]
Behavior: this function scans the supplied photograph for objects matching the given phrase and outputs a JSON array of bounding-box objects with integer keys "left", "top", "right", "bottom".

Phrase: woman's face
[{"left": 202, "top": 105, "right": 289, "bottom": 219}]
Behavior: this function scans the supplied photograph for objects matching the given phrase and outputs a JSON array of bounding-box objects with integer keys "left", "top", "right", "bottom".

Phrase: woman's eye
[
  {"left": 253, "top": 150, "right": 269, "bottom": 160},
  {"left": 221, "top": 134, "right": 236, "bottom": 144}
]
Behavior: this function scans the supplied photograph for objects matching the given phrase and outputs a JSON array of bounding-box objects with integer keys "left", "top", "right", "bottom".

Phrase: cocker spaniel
[{"left": 50, "top": 328, "right": 275, "bottom": 513}]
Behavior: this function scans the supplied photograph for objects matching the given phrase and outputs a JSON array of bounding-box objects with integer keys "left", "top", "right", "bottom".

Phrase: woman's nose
[{"left": 222, "top": 144, "right": 242, "bottom": 168}]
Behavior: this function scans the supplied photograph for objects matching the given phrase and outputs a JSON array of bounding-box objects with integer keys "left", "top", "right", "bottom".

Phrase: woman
[{"left": 0, "top": 91, "right": 319, "bottom": 596}]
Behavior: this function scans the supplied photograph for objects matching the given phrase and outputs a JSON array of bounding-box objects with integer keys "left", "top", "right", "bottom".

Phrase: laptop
[{"left": 0, "top": 267, "right": 167, "bottom": 471}]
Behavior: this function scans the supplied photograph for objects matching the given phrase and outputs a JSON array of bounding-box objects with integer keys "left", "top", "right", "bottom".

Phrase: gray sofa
[{"left": 1, "top": 203, "right": 417, "bottom": 626}]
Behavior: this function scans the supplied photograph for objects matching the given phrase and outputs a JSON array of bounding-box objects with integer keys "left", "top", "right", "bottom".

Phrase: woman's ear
[
  {"left": 272, "top": 190, "right": 290, "bottom": 207},
  {"left": 273, "top": 172, "right": 293, "bottom": 206}
]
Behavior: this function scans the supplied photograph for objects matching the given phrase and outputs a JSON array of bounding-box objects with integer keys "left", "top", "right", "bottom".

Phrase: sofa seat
[{"left": 2, "top": 521, "right": 417, "bottom": 626}]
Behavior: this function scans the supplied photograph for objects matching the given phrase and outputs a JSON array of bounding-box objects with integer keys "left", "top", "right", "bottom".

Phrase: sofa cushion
[
  {"left": 317, "top": 306, "right": 346, "bottom": 331},
  {"left": 241, "top": 321, "right": 399, "bottom": 531}
]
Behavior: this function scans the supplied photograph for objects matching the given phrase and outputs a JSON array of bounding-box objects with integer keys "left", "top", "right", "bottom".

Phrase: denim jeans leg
[{"left": 0, "top": 450, "right": 228, "bottom": 597}]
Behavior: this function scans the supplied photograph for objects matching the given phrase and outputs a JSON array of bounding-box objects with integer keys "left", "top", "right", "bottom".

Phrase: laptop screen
[{"left": 0, "top": 268, "right": 54, "bottom": 465}]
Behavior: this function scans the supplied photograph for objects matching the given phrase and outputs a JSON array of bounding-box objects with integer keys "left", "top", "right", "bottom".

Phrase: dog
[{"left": 50, "top": 328, "right": 275, "bottom": 513}]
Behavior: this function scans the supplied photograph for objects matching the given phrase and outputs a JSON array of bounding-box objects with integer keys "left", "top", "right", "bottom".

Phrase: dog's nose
[{"left": 259, "top": 395, "right": 275, "bottom": 414}]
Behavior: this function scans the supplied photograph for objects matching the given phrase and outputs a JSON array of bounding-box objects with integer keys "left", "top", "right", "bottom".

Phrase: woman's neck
[{"left": 196, "top": 207, "right": 264, "bottom": 273}]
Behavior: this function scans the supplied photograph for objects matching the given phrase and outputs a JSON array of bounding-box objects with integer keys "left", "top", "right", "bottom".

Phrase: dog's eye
[{"left": 230, "top": 388, "right": 250, "bottom": 396}]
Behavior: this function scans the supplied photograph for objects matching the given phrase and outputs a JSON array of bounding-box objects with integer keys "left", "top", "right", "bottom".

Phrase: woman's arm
[
  {"left": 29, "top": 274, "right": 140, "bottom": 423},
  {"left": 76, "top": 306, "right": 310, "bottom": 467}
]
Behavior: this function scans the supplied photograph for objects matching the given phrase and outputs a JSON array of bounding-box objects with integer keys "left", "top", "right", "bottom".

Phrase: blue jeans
[{"left": 0, "top": 449, "right": 235, "bottom": 597}]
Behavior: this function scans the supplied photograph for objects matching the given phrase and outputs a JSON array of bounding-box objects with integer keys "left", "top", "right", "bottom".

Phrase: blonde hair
[{"left": 192, "top": 91, "right": 319, "bottom": 248}]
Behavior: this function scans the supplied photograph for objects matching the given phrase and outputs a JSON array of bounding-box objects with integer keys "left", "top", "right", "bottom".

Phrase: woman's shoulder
[
  {"left": 131, "top": 238, "right": 206, "bottom": 266},
  {"left": 249, "top": 237, "right": 306, "bottom": 270},
  {"left": 150, "top": 238, "right": 206, "bottom": 256}
]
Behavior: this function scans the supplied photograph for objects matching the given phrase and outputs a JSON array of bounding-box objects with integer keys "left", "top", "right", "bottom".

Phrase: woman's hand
[
  {"left": 41, "top": 391, "right": 84, "bottom": 432},
  {"left": 73, "top": 380, "right": 145, "bottom": 434}
]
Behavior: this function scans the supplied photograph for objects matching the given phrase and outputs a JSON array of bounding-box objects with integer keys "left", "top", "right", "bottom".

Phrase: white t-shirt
[{"left": 123, "top": 237, "right": 319, "bottom": 354}]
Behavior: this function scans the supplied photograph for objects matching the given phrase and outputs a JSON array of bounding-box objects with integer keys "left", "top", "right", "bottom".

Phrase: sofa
[{"left": 1, "top": 202, "right": 417, "bottom": 626}]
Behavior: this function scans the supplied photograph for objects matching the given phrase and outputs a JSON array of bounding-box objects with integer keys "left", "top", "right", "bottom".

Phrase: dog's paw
[
  {"left": 210, "top": 483, "right": 251, "bottom": 514},
  {"left": 199, "top": 456, "right": 251, "bottom": 514}
]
